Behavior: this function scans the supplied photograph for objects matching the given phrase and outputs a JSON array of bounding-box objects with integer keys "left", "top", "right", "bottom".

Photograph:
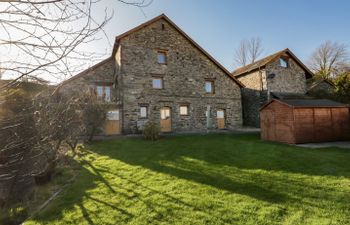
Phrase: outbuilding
[{"left": 260, "top": 99, "right": 350, "bottom": 144}]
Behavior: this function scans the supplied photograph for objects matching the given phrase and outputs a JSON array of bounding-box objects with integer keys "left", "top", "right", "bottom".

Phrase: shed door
[
  {"left": 160, "top": 107, "right": 172, "bottom": 132},
  {"left": 261, "top": 109, "right": 275, "bottom": 141},
  {"left": 105, "top": 110, "right": 121, "bottom": 135},
  {"left": 217, "top": 109, "right": 225, "bottom": 129}
]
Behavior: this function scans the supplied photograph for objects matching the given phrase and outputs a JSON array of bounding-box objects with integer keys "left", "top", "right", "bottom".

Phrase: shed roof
[
  {"left": 260, "top": 98, "right": 348, "bottom": 110},
  {"left": 271, "top": 92, "right": 313, "bottom": 100}
]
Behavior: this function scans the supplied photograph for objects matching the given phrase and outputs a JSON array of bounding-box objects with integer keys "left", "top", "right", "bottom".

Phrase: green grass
[{"left": 25, "top": 134, "right": 350, "bottom": 225}]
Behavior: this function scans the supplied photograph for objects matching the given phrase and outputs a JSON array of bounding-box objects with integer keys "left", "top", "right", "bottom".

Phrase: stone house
[
  {"left": 307, "top": 79, "right": 336, "bottom": 95},
  {"left": 58, "top": 14, "right": 244, "bottom": 135},
  {"left": 232, "top": 49, "right": 313, "bottom": 127}
]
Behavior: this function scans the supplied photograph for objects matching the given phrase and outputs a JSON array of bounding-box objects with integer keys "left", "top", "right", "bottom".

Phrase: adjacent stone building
[
  {"left": 59, "top": 14, "right": 244, "bottom": 135},
  {"left": 232, "top": 49, "right": 313, "bottom": 127},
  {"left": 307, "top": 79, "right": 336, "bottom": 96}
]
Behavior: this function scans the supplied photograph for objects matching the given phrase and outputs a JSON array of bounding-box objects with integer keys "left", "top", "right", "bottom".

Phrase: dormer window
[
  {"left": 279, "top": 57, "right": 288, "bottom": 68},
  {"left": 157, "top": 51, "right": 167, "bottom": 64}
]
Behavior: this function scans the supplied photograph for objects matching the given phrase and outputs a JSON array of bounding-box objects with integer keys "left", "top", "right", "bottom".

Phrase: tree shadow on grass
[
  {"left": 88, "top": 139, "right": 288, "bottom": 204},
  {"left": 29, "top": 134, "right": 350, "bottom": 224},
  {"left": 89, "top": 133, "right": 350, "bottom": 206},
  {"left": 27, "top": 159, "right": 134, "bottom": 225}
]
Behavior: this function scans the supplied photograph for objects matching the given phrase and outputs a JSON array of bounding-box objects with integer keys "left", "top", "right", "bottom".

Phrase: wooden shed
[{"left": 260, "top": 99, "right": 350, "bottom": 144}]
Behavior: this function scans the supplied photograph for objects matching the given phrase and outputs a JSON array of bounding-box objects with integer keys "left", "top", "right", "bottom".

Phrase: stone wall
[
  {"left": 237, "top": 70, "right": 267, "bottom": 91},
  {"left": 237, "top": 55, "right": 308, "bottom": 127},
  {"left": 241, "top": 88, "right": 268, "bottom": 127},
  {"left": 58, "top": 59, "right": 119, "bottom": 135},
  {"left": 265, "top": 56, "right": 307, "bottom": 94},
  {"left": 118, "top": 18, "right": 243, "bottom": 133},
  {"left": 59, "top": 59, "right": 117, "bottom": 100}
]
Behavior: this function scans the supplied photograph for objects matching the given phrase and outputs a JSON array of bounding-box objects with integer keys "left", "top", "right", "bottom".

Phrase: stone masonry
[
  {"left": 235, "top": 51, "right": 310, "bottom": 127},
  {"left": 59, "top": 15, "right": 243, "bottom": 135},
  {"left": 117, "top": 17, "right": 242, "bottom": 133}
]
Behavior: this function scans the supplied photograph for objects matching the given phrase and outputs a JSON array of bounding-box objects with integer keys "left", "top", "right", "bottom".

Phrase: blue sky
[{"left": 90, "top": 0, "right": 350, "bottom": 71}]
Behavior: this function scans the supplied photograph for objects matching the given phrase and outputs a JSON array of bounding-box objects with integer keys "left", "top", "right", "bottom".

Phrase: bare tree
[
  {"left": 308, "top": 41, "right": 349, "bottom": 79},
  {"left": 0, "top": 1, "right": 152, "bottom": 223},
  {"left": 0, "top": 0, "right": 152, "bottom": 90},
  {"left": 234, "top": 37, "right": 264, "bottom": 67}
]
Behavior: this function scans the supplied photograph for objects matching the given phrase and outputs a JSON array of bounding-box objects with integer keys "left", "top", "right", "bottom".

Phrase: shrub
[
  {"left": 143, "top": 121, "right": 160, "bottom": 141},
  {"left": 0, "top": 205, "right": 28, "bottom": 225}
]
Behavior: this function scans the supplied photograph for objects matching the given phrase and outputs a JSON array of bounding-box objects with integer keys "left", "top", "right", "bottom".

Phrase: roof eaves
[{"left": 60, "top": 57, "right": 113, "bottom": 86}]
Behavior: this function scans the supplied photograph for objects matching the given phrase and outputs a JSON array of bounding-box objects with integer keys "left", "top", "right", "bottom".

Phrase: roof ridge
[
  {"left": 232, "top": 48, "right": 313, "bottom": 79},
  {"left": 232, "top": 48, "right": 288, "bottom": 75},
  {"left": 112, "top": 13, "right": 244, "bottom": 88}
]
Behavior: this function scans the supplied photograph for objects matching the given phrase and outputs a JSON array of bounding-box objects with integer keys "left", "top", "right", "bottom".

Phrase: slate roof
[
  {"left": 307, "top": 79, "right": 335, "bottom": 92},
  {"left": 232, "top": 48, "right": 313, "bottom": 79}
]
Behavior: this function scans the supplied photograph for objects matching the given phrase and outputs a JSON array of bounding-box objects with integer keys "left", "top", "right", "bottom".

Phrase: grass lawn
[{"left": 25, "top": 134, "right": 350, "bottom": 225}]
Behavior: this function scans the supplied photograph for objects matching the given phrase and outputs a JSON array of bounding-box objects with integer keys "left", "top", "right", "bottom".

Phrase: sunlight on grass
[{"left": 25, "top": 134, "right": 350, "bottom": 225}]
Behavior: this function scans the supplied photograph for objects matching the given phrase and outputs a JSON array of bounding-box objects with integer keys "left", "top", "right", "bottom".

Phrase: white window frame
[
  {"left": 205, "top": 80, "right": 214, "bottom": 93},
  {"left": 140, "top": 106, "right": 148, "bottom": 118},
  {"left": 217, "top": 110, "right": 225, "bottom": 119},
  {"left": 161, "top": 108, "right": 171, "bottom": 119},
  {"left": 180, "top": 105, "right": 189, "bottom": 116},
  {"left": 106, "top": 110, "right": 119, "bottom": 120},
  {"left": 96, "top": 85, "right": 112, "bottom": 102}
]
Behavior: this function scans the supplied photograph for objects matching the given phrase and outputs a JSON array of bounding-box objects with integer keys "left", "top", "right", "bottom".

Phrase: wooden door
[
  {"left": 104, "top": 110, "right": 121, "bottom": 135},
  {"left": 266, "top": 111, "right": 276, "bottom": 141},
  {"left": 217, "top": 109, "right": 225, "bottom": 129},
  {"left": 160, "top": 107, "right": 172, "bottom": 132}
]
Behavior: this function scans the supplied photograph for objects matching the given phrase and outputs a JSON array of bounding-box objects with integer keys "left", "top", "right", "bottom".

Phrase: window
[
  {"left": 205, "top": 80, "right": 214, "bottom": 93},
  {"left": 106, "top": 110, "right": 119, "bottom": 120},
  {"left": 217, "top": 110, "right": 225, "bottom": 119},
  {"left": 140, "top": 106, "right": 147, "bottom": 118},
  {"left": 105, "top": 86, "right": 111, "bottom": 102},
  {"left": 161, "top": 107, "right": 170, "bottom": 119},
  {"left": 180, "top": 105, "right": 189, "bottom": 115},
  {"left": 96, "top": 86, "right": 111, "bottom": 102},
  {"left": 152, "top": 77, "right": 163, "bottom": 89},
  {"left": 157, "top": 51, "right": 167, "bottom": 64},
  {"left": 279, "top": 57, "right": 288, "bottom": 68},
  {"left": 97, "top": 86, "right": 103, "bottom": 96}
]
